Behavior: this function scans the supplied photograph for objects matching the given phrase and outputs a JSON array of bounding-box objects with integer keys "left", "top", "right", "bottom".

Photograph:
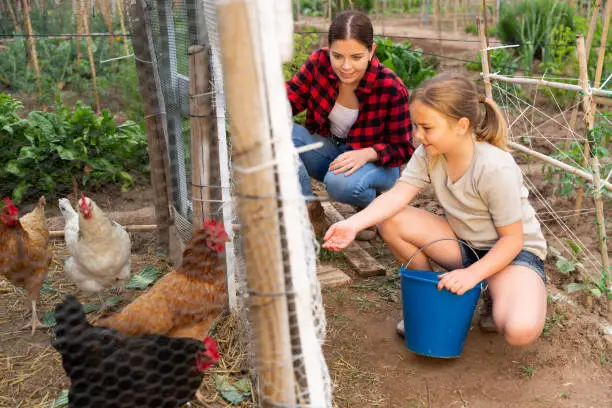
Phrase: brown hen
[
  {"left": 0, "top": 196, "right": 52, "bottom": 334},
  {"left": 95, "top": 219, "right": 230, "bottom": 340}
]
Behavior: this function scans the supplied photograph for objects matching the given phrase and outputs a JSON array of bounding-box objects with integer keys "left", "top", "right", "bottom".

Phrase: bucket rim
[{"left": 399, "top": 267, "right": 485, "bottom": 294}]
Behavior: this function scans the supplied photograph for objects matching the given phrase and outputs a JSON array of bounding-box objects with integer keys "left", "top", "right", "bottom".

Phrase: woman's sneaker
[
  {"left": 478, "top": 290, "right": 497, "bottom": 333},
  {"left": 307, "top": 200, "right": 327, "bottom": 238}
]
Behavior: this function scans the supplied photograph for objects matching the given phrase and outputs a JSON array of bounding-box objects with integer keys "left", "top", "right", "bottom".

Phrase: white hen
[{"left": 59, "top": 196, "right": 132, "bottom": 300}]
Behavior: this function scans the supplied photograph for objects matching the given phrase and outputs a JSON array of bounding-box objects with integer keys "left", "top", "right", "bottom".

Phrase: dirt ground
[{"left": 1, "top": 13, "right": 611, "bottom": 408}]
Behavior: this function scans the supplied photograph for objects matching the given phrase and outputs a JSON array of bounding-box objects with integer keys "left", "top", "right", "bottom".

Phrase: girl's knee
[
  {"left": 378, "top": 213, "right": 402, "bottom": 239},
  {"left": 501, "top": 318, "right": 545, "bottom": 347}
]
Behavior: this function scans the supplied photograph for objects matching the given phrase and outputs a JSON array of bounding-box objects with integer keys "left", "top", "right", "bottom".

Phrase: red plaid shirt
[{"left": 286, "top": 48, "right": 414, "bottom": 167}]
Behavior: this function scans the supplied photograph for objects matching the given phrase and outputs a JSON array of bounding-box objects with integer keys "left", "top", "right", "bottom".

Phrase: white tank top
[{"left": 329, "top": 103, "right": 359, "bottom": 139}]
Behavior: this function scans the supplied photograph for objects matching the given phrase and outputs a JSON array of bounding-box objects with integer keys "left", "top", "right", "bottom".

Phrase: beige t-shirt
[{"left": 399, "top": 142, "right": 547, "bottom": 260}]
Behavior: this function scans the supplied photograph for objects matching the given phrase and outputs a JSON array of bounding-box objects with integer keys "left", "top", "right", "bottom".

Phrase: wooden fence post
[
  {"left": 129, "top": 0, "right": 172, "bottom": 253},
  {"left": 188, "top": 44, "right": 212, "bottom": 227},
  {"left": 216, "top": 0, "right": 297, "bottom": 405}
]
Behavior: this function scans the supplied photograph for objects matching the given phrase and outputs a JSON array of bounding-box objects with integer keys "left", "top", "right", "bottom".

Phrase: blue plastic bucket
[{"left": 399, "top": 267, "right": 482, "bottom": 358}]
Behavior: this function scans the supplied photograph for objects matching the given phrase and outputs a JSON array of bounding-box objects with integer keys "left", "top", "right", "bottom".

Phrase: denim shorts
[{"left": 458, "top": 242, "right": 547, "bottom": 283}]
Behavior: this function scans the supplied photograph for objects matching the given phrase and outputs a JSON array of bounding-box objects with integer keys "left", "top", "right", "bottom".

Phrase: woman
[{"left": 286, "top": 10, "right": 414, "bottom": 240}]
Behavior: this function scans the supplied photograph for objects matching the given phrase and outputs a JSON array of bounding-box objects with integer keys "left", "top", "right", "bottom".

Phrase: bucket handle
[{"left": 401, "top": 237, "right": 487, "bottom": 291}]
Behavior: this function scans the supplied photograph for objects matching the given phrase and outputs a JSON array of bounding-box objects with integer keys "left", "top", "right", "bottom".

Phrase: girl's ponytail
[{"left": 475, "top": 97, "right": 508, "bottom": 151}]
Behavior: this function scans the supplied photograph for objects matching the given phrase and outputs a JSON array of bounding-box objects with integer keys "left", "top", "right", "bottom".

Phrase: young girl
[
  {"left": 323, "top": 73, "right": 548, "bottom": 347},
  {"left": 286, "top": 10, "right": 414, "bottom": 240}
]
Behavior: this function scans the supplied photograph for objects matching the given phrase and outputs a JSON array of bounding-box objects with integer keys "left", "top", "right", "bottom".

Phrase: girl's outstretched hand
[
  {"left": 321, "top": 220, "right": 358, "bottom": 251},
  {"left": 437, "top": 268, "right": 482, "bottom": 295}
]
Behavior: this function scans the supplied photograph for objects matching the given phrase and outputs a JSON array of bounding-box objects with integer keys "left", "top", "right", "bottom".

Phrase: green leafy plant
[
  {"left": 283, "top": 32, "right": 320, "bottom": 82},
  {"left": 0, "top": 93, "right": 148, "bottom": 202},
  {"left": 543, "top": 120, "right": 611, "bottom": 199},
  {"left": 497, "top": 0, "right": 574, "bottom": 71},
  {"left": 374, "top": 37, "right": 436, "bottom": 90}
]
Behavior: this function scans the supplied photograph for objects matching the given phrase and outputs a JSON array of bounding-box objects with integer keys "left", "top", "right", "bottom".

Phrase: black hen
[{"left": 51, "top": 295, "right": 219, "bottom": 408}]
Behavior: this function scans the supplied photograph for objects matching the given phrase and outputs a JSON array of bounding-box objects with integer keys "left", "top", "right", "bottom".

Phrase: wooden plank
[
  {"left": 321, "top": 202, "right": 386, "bottom": 278},
  {"left": 317, "top": 264, "right": 352, "bottom": 288}
]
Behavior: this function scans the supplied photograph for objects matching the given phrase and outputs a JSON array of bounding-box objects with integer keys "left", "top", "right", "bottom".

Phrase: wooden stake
[
  {"left": 76, "top": 0, "right": 83, "bottom": 63},
  {"left": 129, "top": 0, "right": 172, "bottom": 253},
  {"left": 116, "top": 0, "right": 131, "bottom": 56},
  {"left": 591, "top": 156, "right": 610, "bottom": 284},
  {"left": 485, "top": 73, "right": 612, "bottom": 97},
  {"left": 507, "top": 141, "right": 611, "bottom": 192},
  {"left": 50, "top": 224, "right": 159, "bottom": 238},
  {"left": 480, "top": 0, "right": 492, "bottom": 73},
  {"left": 188, "top": 44, "right": 212, "bottom": 227},
  {"left": 592, "top": 0, "right": 611, "bottom": 101},
  {"left": 216, "top": 1, "right": 297, "bottom": 405},
  {"left": 554, "top": 0, "right": 602, "bottom": 199},
  {"left": 100, "top": 0, "right": 114, "bottom": 49},
  {"left": 574, "top": 35, "right": 594, "bottom": 214},
  {"left": 6, "top": 0, "right": 21, "bottom": 33},
  {"left": 477, "top": 16, "right": 493, "bottom": 99},
  {"left": 22, "top": 0, "right": 42, "bottom": 96},
  {"left": 436, "top": 0, "right": 442, "bottom": 54},
  {"left": 80, "top": 0, "right": 101, "bottom": 113}
]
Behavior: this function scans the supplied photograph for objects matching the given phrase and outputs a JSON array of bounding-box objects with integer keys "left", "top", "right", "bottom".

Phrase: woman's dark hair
[{"left": 328, "top": 10, "right": 374, "bottom": 50}]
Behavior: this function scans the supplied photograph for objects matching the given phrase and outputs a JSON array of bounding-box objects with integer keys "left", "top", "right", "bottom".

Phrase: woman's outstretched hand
[{"left": 321, "top": 220, "right": 358, "bottom": 251}]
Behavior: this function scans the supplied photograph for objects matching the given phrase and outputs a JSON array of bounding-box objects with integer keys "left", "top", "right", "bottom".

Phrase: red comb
[
  {"left": 204, "top": 336, "right": 219, "bottom": 360},
  {"left": 195, "top": 337, "right": 220, "bottom": 371},
  {"left": 2, "top": 197, "right": 18, "bottom": 215}
]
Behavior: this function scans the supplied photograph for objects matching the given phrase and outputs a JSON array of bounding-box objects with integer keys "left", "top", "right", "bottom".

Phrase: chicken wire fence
[{"left": 1, "top": 0, "right": 332, "bottom": 406}]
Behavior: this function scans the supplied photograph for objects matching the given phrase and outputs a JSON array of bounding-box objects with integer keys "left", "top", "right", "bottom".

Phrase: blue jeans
[
  {"left": 292, "top": 123, "right": 400, "bottom": 209},
  {"left": 459, "top": 242, "right": 547, "bottom": 283}
]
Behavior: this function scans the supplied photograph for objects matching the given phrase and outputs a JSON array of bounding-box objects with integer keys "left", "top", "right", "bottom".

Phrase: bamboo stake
[
  {"left": 22, "top": 0, "right": 42, "bottom": 96},
  {"left": 593, "top": 96, "right": 612, "bottom": 107},
  {"left": 100, "top": 0, "right": 114, "bottom": 49},
  {"left": 216, "top": 1, "right": 297, "bottom": 406},
  {"left": 0, "top": 0, "right": 5, "bottom": 13},
  {"left": 507, "top": 141, "right": 611, "bottom": 192},
  {"left": 50, "top": 223, "right": 242, "bottom": 238},
  {"left": 6, "top": 0, "right": 21, "bottom": 33},
  {"left": 553, "top": 0, "right": 602, "bottom": 199},
  {"left": 0, "top": 32, "right": 127, "bottom": 43},
  {"left": 76, "top": 0, "right": 83, "bottom": 62},
  {"left": 50, "top": 224, "right": 159, "bottom": 238},
  {"left": 80, "top": 0, "right": 101, "bottom": 113},
  {"left": 485, "top": 74, "right": 612, "bottom": 98},
  {"left": 481, "top": 0, "right": 492, "bottom": 73},
  {"left": 592, "top": 0, "right": 611, "bottom": 103},
  {"left": 436, "top": 0, "right": 442, "bottom": 54},
  {"left": 116, "top": 0, "right": 130, "bottom": 56},
  {"left": 477, "top": 16, "right": 493, "bottom": 99},
  {"left": 574, "top": 35, "right": 594, "bottom": 214},
  {"left": 188, "top": 44, "right": 212, "bottom": 227},
  {"left": 591, "top": 157, "right": 609, "bottom": 285}
]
